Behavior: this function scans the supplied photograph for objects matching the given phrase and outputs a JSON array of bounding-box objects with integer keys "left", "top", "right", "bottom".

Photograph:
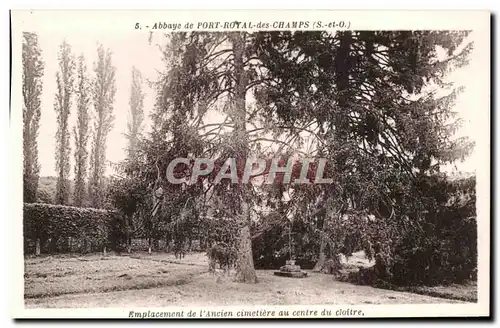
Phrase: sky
[
  {"left": 34, "top": 31, "right": 482, "bottom": 178},
  {"left": 36, "top": 31, "right": 162, "bottom": 178}
]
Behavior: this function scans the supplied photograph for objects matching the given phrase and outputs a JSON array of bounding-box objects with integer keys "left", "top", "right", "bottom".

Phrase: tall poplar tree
[
  {"left": 54, "top": 40, "right": 75, "bottom": 205},
  {"left": 88, "top": 45, "right": 116, "bottom": 208},
  {"left": 73, "top": 54, "right": 91, "bottom": 207},
  {"left": 127, "top": 66, "right": 145, "bottom": 159},
  {"left": 22, "top": 32, "right": 44, "bottom": 203}
]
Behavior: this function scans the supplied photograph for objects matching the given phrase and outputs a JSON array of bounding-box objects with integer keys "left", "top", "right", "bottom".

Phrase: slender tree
[
  {"left": 88, "top": 45, "right": 116, "bottom": 208},
  {"left": 54, "top": 40, "right": 75, "bottom": 205},
  {"left": 121, "top": 66, "right": 145, "bottom": 251},
  {"left": 127, "top": 66, "right": 145, "bottom": 159},
  {"left": 73, "top": 54, "right": 91, "bottom": 207},
  {"left": 22, "top": 32, "right": 44, "bottom": 203}
]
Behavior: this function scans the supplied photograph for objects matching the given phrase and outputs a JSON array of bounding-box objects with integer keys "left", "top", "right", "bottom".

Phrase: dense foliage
[
  {"left": 88, "top": 45, "right": 116, "bottom": 209},
  {"left": 23, "top": 32, "right": 44, "bottom": 203},
  {"left": 387, "top": 175, "right": 477, "bottom": 285},
  {"left": 73, "top": 54, "right": 91, "bottom": 207},
  {"left": 23, "top": 203, "right": 121, "bottom": 254},
  {"left": 23, "top": 30, "right": 478, "bottom": 288},
  {"left": 54, "top": 41, "right": 75, "bottom": 205}
]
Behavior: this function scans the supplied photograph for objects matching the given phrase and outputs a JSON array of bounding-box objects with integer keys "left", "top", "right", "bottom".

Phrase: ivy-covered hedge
[{"left": 23, "top": 203, "right": 123, "bottom": 254}]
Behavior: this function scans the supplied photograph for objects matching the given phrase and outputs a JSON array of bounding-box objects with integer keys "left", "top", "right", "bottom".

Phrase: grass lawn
[{"left": 24, "top": 251, "right": 475, "bottom": 308}]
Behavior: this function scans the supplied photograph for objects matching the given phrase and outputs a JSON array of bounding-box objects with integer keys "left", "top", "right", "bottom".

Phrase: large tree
[
  {"left": 145, "top": 32, "right": 261, "bottom": 283},
  {"left": 54, "top": 40, "right": 75, "bottom": 205},
  {"left": 126, "top": 66, "right": 145, "bottom": 159},
  {"left": 88, "top": 45, "right": 116, "bottom": 208},
  {"left": 117, "top": 66, "right": 145, "bottom": 252},
  {"left": 22, "top": 32, "right": 45, "bottom": 203},
  {"left": 117, "top": 30, "right": 473, "bottom": 282},
  {"left": 143, "top": 32, "right": 318, "bottom": 283},
  {"left": 252, "top": 30, "right": 474, "bottom": 271},
  {"left": 73, "top": 54, "right": 91, "bottom": 207}
]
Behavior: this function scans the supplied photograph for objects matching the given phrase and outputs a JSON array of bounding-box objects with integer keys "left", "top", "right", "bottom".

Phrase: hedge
[{"left": 23, "top": 203, "right": 123, "bottom": 255}]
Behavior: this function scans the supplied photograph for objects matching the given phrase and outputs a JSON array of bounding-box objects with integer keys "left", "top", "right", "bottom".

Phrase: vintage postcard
[{"left": 10, "top": 10, "right": 490, "bottom": 319}]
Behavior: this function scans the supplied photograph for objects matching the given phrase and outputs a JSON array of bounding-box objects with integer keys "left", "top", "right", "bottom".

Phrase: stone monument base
[
  {"left": 273, "top": 260, "right": 308, "bottom": 278},
  {"left": 274, "top": 271, "right": 308, "bottom": 278}
]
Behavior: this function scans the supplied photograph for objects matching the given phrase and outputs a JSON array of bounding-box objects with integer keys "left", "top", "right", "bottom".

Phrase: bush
[
  {"left": 362, "top": 176, "right": 478, "bottom": 286},
  {"left": 23, "top": 203, "right": 122, "bottom": 254},
  {"left": 341, "top": 175, "right": 477, "bottom": 287},
  {"left": 389, "top": 214, "right": 477, "bottom": 286},
  {"left": 198, "top": 216, "right": 239, "bottom": 249},
  {"left": 388, "top": 176, "right": 477, "bottom": 286}
]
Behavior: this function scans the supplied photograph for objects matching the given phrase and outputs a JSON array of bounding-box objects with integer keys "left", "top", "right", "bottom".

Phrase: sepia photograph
[{"left": 10, "top": 10, "right": 490, "bottom": 319}]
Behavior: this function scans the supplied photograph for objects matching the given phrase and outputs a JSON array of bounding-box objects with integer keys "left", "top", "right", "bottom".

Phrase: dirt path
[
  {"left": 25, "top": 269, "right": 465, "bottom": 308},
  {"left": 24, "top": 252, "right": 474, "bottom": 308}
]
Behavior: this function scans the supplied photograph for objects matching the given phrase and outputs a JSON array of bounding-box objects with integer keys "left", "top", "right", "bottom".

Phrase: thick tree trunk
[
  {"left": 313, "top": 236, "right": 326, "bottom": 272},
  {"left": 232, "top": 32, "right": 257, "bottom": 284},
  {"left": 313, "top": 194, "right": 339, "bottom": 273},
  {"left": 235, "top": 202, "right": 257, "bottom": 283},
  {"left": 313, "top": 212, "right": 329, "bottom": 272},
  {"left": 312, "top": 31, "right": 352, "bottom": 276}
]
